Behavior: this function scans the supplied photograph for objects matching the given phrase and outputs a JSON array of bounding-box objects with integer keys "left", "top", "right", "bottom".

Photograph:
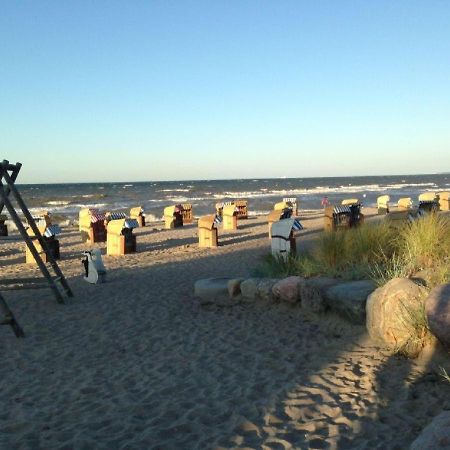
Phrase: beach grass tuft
[{"left": 258, "top": 214, "right": 450, "bottom": 288}]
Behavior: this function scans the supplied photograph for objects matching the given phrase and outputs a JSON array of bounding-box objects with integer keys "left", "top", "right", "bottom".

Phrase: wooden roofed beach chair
[
  {"left": 438, "top": 192, "right": 450, "bottom": 211},
  {"left": 79, "top": 208, "right": 106, "bottom": 243},
  {"left": 130, "top": 206, "right": 146, "bottom": 227},
  {"left": 106, "top": 218, "right": 138, "bottom": 255},
  {"left": 222, "top": 204, "right": 239, "bottom": 231},
  {"left": 377, "top": 195, "right": 390, "bottom": 215},
  {"left": 271, "top": 218, "right": 303, "bottom": 260},
  {"left": 268, "top": 208, "right": 293, "bottom": 237},
  {"left": 181, "top": 203, "right": 193, "bottom": 224},
  {"left": 198, "top": 214, "right": 220, "bottom": 247},
  {"left": 283, "top": 197, "right": 298, "bottom": 216},
  {"left": 418, "top": 192, "right": 439, "bottom": 213},
  {"left": 397, "top": 198, "right": 413, "bottom": 210},
  {"left": 234, "top": 200, "right": 248, "bottom": 219},
  {"left": 324, "top": 203, "right": 363, "bottom": 231},
  {"left": 274, "top": 200, "right": 293, "bottom": 211},
  {"left": 25, "top": 211, "right": 61, "bottom": 264},
  {"left": 164, "top": 205, "right": 183, "bottom": 229},
  {"left": 82, "top": 249, "right": 106, "bottom": 284}
]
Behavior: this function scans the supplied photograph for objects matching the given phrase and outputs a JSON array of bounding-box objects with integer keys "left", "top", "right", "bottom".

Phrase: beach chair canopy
[
  {"left": 398, "top": 198, "right": 413, "bottom": 209},
  {"left": 130, "top": 206, "right": 144, "bottom": 217},
  {"left": 377, "top": 195, "right": 390, "bottom": 206},
  {"left": 419, "top": 192, "right": 438, "bottom": 202},
  {"left": 439, "top": 192, "right": 450, "bottom": 201},
  {"left": 341, "top": 198, "right": 359, "bottom": 206},
  {"left": 107, "top": 218, "right": 139, "bottom": 235},
  {"left": 222, "top": 204, "right": 238, "bottom": 217},
  {"left": 274, "top": 200, "right": 292, "bottom": 211},
  {"left": 326, "top": 205, "right": 352, "bottom": 217},
  {"left": 43, "top": 224, "right": 61, "bottom": 237},
  {"left": 80, "top": 208, "right": 106, "bottom": 224},
  {"left": 198, "top": 215, "right": 218, "bottom": 230},
  {"left": 271, "top": 219, "right": 297, "bottom": 240},
  {"left": 164, "top": 205, "right": 183, "bottom": 217},
  {"left": 106, "top": 212, "right": 127, "bottom": 221}
]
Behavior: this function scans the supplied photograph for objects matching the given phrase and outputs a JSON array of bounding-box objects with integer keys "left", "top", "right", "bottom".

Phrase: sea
[{"left": 13, "top": 173, "right": 450, "bottom": 223}]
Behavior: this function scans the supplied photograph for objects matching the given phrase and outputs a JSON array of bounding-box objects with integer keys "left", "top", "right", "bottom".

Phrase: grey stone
[
  {"left": 228, "top": 278, "right": 244, "bottom": 298},
  {"left": 194, "top": 278, "right": 232, "bottom": 305},
  {"left": 257, "top": 278, "right": 280, "bottom": 302},
  {"left": 324, "top": 280, "right": 376, "bottom": 325},
  {"left": 425, "top": 284, "right": 450, "bottom": 348},
  {"left": 366, "top": 278, "right": 427, "bottom": 351},
  {"left": 300, "top": 277, "right": 341, "bottom": 314},
  {"left": 240, "top": 278, "right": 262, "bottom": 301},
  {"left": 410, "top": 411, "right": 450, "bottom": 449},
  {"left": 272, "top": 276, "right": 304, "bottom": 303}
]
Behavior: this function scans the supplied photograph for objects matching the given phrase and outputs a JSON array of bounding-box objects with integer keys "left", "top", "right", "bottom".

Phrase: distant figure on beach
[{"left": 321, "top": 196, "right": 330, "bottom": 207}]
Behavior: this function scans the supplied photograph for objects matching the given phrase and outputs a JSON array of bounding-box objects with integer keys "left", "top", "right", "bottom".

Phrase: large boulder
[
  {"left": 240, "top": 278, "right": 262, "bottom": 301},
  {"left": 299, "top": 277, "right": 341, "bottom": 314},
  {"left": 194, "top": 278, "right": 237, "bottom": 305},
  {"left": 325, "top": 280, "right": 376, "bottom": 325},
  {"left": 228, "top": 278, "right": 244, "bottom": 298},
  {"left": 256, "top": 278, "right": 280, "bottom": 302},
  {"left": 272, "top": 276, "right": 303, "bottom": 304},
  {"left": 366, "top": 278, "right": 427, "bottom": 352},
  {"left": 425, "top": 284, "right": 450, "bottom": 348},
  {"left": 410, "top": 411, "right": 450, "bottom": 449}
]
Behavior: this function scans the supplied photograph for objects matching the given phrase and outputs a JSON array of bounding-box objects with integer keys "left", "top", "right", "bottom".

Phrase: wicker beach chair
[
  {"left": 198, "top": 215, "right": 220, "bottom": 247},
  {"left": 130, "top": 206, "right": 146, "bottom": 227},
  {"left": 439, "top": 192, "right": 450, "bottom": 211},
  {"left": 26, "top": 212, "right": 61, "bottom": 264},
  {"left": 106, "top": 218, "right": 139, "bottom": 255},
  {"left": 377, "top": 195, "right": 390, "bottom": 215},
  {"left": 418, "top": 192, "right": 439, "bottom": 213},
  {"left": 270, "top": 218, "right": 303, "bottom": 259}
]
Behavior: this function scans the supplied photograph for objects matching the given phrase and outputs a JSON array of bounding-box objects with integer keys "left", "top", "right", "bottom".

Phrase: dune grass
[{"left": 257, "top": 213, "right": 450, "bottom": 288}]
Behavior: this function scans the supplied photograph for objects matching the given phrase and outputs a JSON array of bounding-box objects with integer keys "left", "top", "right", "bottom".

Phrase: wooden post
[{"left": 0, "top": 292, "right": 25, "bottom": 337}]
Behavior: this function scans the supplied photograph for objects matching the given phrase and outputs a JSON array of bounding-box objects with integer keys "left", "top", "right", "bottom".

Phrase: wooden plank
[
  {"left": 0, "top": 292, "right": 25, "bottom": 337},
  {"left": 0, "top": 183, "right": 66, "bottom": 304},
  {"left": 2, "top": 171, "right": 73, "bottom": 299}
]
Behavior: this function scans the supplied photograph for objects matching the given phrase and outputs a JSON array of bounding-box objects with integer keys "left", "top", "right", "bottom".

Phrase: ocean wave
[
  {"left": 46, "top": 200, "right": 71, "bottom": 206},
  {"left": 157, "top": 189, "right": 191, "bottom": 193},
  {"left": 143, "top": 213, "right": 161, "bottom": 223},
  {"left": 165, "top": 196, "right": 209, "bottom": 202},
  {"left": 211, "top": 182, "right": 440, "bottom": 200}
]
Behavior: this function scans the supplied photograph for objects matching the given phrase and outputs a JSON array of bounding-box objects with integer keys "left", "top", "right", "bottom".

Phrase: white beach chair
[
  {"left": 82, "top": 249, "right": 106, "bottom": 284},
  {"left": 270, "top": 218, "right": 302, "bottom": 259}
]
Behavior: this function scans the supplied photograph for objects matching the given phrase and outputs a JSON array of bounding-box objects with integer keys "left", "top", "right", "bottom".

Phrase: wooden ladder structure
[{"left": 0, "top": 160, "right": 73, "bottom": 337}]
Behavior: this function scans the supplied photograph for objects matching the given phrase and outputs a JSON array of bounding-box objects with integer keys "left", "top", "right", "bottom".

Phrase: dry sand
[{"left": 1, "top": 210, "right": 450, "bottom": 450}]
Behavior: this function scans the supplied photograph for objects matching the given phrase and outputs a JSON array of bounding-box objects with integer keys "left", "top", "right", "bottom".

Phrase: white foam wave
[
  {"left": 46, "top": 200, "right": 71, "bottom": 206},
  {"left": 166, "top": 196, "right": 208, "bottom": 202},
  {"left": 157, "top": 189, "right": 191, "bottom": 193},
  {"left": 212, "top": 182, "right": 439, "bottom": 200},
  {"left": 143, "top": 214, "right": 161, "bottom": 223}
]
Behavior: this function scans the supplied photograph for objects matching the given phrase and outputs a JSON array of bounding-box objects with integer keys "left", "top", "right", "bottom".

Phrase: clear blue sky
[{"left": 1, "top": 1, "right": 449, "bottom": 183}]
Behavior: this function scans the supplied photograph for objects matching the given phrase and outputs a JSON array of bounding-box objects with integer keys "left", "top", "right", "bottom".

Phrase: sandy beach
[{"left": 1, "top": 210, "right": 450, "bottom": 450}]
